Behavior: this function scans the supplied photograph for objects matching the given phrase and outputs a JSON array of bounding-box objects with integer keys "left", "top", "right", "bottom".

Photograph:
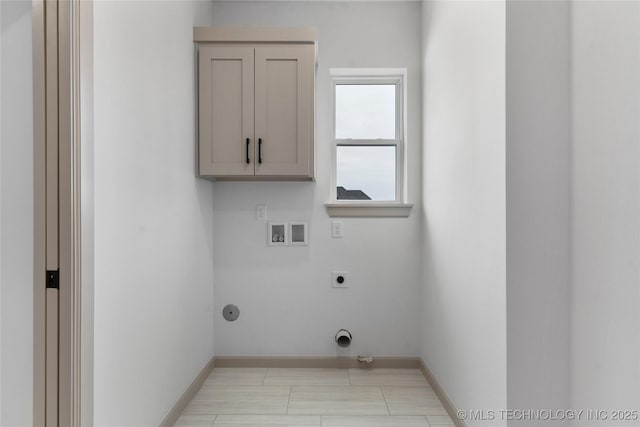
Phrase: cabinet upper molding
[{"left": 193, "top": 27, "right": 318, "bottom": 43}]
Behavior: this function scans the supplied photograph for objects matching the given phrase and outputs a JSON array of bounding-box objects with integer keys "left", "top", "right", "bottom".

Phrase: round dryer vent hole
[
  {"left": 223, "top": 304, "right": 240, "bottom": 321},
  {"left": 335, "top": 329, "right": 352, "bottom": 348}
]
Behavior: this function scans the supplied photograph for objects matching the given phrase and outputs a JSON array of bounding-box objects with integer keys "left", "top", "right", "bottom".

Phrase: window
[{"left": 327, "top": 69, "right": 412, "bottom": 217}]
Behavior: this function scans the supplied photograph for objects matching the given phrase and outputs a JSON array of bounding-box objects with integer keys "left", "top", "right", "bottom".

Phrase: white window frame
[{"left": 327, "top": 68, "right": 412, "bottom": 217}]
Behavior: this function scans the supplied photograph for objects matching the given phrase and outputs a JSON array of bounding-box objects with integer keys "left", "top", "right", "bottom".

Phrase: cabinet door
[
  {"left": 199, "top": 46, "right": 254, "bottom": 176},
  {"left": 254, "top": 45, "right": 314, "bottom": 177}
]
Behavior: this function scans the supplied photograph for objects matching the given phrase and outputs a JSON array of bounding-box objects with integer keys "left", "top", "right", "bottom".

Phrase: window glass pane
[
  {"left": 336, "top": 146, "right": 396, "bottom": 201},
  {"left": 335, "top": 84, "right": 396, "bottom": 139}
]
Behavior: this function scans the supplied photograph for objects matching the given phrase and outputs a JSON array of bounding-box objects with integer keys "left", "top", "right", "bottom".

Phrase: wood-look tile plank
[
  {"left": 176, "top": 366, "right": 454, "bottom": 423},
  {"left": 349, "top": 369, "right": 430, "bottom": 387},
  {"left": 204, "top": 368, "right": 267, "bottom": 386},
  {"left": 382, "top": 387, "right": 448, "bottom": 416},
  {"left": 427, "top": 414, "right": 456, "bottom": 425},
  {"left": 321, "top": 415, "right": 430, "bottom": 426},
  {"left": 264, "top": 368, "right": 350, "bottom": 386},
  {"left": 174, "top": 414, "right": 217, "bottom": 426},
  {"left": 183, "top": 386, "right": 290, "bottom": 415},
  {"left": 212, "top": 415, "right": 320, "bottom": 426},
  {"left": 287, "top": 386, "right": 388, "bottom": 415}
]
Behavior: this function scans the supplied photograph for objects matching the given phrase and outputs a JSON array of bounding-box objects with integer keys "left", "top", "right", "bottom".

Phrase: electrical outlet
[
  {"left": 331, "top": 221, "right": 343, "bottom": 238},
  {"left": 332, "top": 271, "right": 348, "bottom": 288}
]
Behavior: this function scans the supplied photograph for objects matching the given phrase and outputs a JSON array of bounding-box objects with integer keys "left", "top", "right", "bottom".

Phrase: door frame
[{"left": 33, "top": 1, "right": 92, "bottom": 425}]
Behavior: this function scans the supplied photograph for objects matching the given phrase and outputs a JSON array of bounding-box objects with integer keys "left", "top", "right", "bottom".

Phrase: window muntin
[{"left": 331, "top": 69, "right": 406, "bottom": 204}]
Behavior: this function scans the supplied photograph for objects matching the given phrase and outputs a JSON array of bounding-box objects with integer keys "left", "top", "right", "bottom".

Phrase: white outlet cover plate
[
  {"left": 332, "top": 271, "right": 348, "bottom": 288},
  {"left": 331, "top": 221, "right": 343, "bottom": 238},
  {"left": 256, "top": 204, "right": 267, "bottom": 222}
]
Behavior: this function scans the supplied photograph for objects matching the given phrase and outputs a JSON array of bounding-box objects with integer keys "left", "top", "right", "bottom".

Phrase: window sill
[{"left": 325, "top": 203, "right": 413, "bottom": 218}]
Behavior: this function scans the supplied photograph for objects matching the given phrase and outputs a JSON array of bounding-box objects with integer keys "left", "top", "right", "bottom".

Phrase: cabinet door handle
[
  {"left": 246, "top": 138, "right": 250, "bottom": 164},
  {"left": 258, "top": 138, "right": 263, "bottom": 164}
]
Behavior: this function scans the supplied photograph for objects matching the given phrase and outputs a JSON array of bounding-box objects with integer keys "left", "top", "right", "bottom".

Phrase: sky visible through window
[
  {"left": 337, "top": 146, "right": 396, "bottom": 201},
  {"left": 335, "top": 84, "right": 397, "bottom": 201}
]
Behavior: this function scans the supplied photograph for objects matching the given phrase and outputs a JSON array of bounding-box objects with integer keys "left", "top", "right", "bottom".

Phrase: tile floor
[{"left": 174, "top": 368, "right": 455, "bottom": 427}]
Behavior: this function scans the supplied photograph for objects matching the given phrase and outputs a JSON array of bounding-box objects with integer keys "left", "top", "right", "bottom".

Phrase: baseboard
[
  {"left": 213, "top": 356, "right": 421, "bottom": 369},
  {"left": 419, "top": 358, "right": 467, "bottom": 427},
  {"left": 159, "top": 356, "right": 216, "bottom": 427}
]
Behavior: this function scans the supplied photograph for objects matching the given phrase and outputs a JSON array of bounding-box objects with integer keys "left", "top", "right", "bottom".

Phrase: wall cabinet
[{"left": 195, "top": 28, "right": 316, "bottom": 180}]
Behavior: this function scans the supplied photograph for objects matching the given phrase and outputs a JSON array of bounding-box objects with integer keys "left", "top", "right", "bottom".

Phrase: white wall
[
  {"left": 80, "top": 2, "right": 94, "bottom": 424},
  {"left": 504, "top": 2, "right": 640, "bottom": 424},
  {"left": 420, "top": 1, "right": 506, "bottom": 424},
  {"left": 0, "top": 1, "right": 33, "bottom": 426},
  {"left": 570, "top": 2, "right": 640, "bottom": 425},
  {"left": 209, "top": 1, "right": 423, "bottom": 357},
  {"left": 422, "top": 3, "right": 640, "bottom": 426},
  {"left": 93, "top": 1, "right": 215, "bottom": 425},
  {"left": 505, "top": 2, "right": 571, "bottom": 424},
  {"left": 0, "top": 1, "right": 3, "bottom": 420},
  {"left": 421, "top": 0, "right": 507, "bottom": 423}
]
